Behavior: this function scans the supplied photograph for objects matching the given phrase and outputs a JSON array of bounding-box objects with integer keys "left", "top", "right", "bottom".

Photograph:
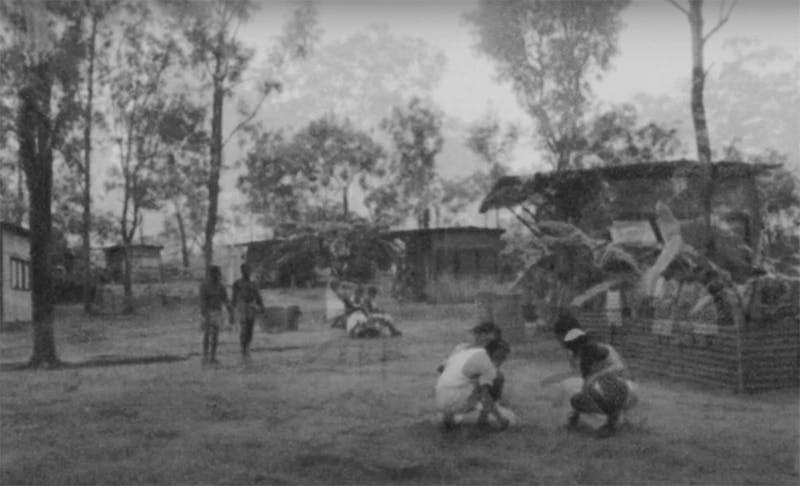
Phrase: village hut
[
  {"left": 237, "top": 238, "right": 318, "bottom": 288},
  {"left": 0, "top": 222, "right": 32, "bottom": 328},
  {"left": 103, "top": 244, "right": 164, "bottom": 283},
  {"left": 382, "top": 226, "right": 506, "bottom": 302},
  {"left": 480, "top": 160, "right": 799, "bottom": 392}
]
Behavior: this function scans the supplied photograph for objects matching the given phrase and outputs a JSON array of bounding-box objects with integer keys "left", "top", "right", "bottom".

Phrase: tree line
[{"left": 0, "top": 0, "right": 796, "bottom": 368}]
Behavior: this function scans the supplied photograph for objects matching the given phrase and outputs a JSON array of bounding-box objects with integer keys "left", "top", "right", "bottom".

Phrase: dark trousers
[
  {"left": 489, "top": 371, "right": 505, "bottom": 402},
  {"left": 240, "top": 318, "right": 255, "bottom": 355},
  {"left": 570, "top": 373, "right": 629, "bottom": 417}
]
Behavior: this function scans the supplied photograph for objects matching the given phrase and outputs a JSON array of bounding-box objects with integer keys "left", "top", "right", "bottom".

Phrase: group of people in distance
[
  {"left": 435, "top": 310, "right": 639, "bottom": 438},
  {"left": 200, "top": 265, "right": 638, "bottom": 438},
  {"left": 327, "top": 279, "right": 402, "bottom": 338},
  {"left": 199, "top": 265, "right": 402, "bottom": 365},
  {"left": 199, "top": 263, "right": 265, "bottom": 365}
]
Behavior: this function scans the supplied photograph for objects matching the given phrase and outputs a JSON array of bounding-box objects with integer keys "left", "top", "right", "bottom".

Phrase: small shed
[
  {"left": 383, "top": 226, "right": 505, "bottom": 301},
  {"left": 103, "top": 244, "right": 164, "bottom": 283},
  {"left": 1, "top": 222, "right": 32, "bottom": 328},
  {"left": 480, "top": 160, "right": 776, "bottom": 265},
  {"left": 240, "top": 238, "right": 317, "bottom": 287}
]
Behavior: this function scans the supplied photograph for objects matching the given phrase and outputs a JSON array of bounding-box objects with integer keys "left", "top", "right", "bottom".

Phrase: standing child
[
  {"left": 232, "top": 263, "right": 266, "bottom": 360},
  {"left": 199, "top": 265, "right": 232, "bottom": 365}
]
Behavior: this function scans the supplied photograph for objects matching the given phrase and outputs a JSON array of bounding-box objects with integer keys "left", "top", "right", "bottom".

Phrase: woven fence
[{"left": 576, "top": 311, "right": 799, "bottom": 393}]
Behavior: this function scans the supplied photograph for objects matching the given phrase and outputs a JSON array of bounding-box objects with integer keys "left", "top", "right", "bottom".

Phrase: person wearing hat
[
  {"left": 560, "top": 326, "right": 637, "bottom": 438},
  {"left": 434, "top": 336, "right": 514, "bottom": 430}
]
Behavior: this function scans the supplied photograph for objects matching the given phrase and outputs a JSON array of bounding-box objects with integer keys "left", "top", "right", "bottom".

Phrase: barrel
[{"left": 260, "top": 305, "right": 301, "bottom": 333}]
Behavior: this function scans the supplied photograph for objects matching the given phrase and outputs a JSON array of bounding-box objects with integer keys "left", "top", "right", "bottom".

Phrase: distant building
[
  {"left": 234, "top": 238, "right": 317, "bottom": 287},
  {"left": 103, "top": 244, "right": 164, "bottom": 283},
  {"left": 1, "top": 222, "right": 32, "bottom": 327},
  {"left": 383, "top": 226, "right": 506, "bottom": 301}
]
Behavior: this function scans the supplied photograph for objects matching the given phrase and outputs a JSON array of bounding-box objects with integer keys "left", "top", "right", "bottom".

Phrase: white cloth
[
  {"left": 449, "top": 403, "right": 519, "bottom": 426},
  {"left": 325, "top": 283, "right": 345, "bottom": 321},
  {"left": 346, "top": 310, "right": 368, "bottom": 334},
  {"left": 435, "top": 346, "right": 497, "bottom": 415}
]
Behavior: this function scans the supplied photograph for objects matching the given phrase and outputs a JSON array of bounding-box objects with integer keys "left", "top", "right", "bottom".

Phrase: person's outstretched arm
[{"left": 476, "top": 385, "right": 509, "bottom": 429}]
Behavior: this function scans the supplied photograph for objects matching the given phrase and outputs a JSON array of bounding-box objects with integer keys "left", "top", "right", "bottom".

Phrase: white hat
[{"left": 563, "top": 328, "right": 586, "bottom": 343}]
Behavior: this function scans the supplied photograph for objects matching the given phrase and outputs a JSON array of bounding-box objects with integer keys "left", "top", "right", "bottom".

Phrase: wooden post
[{"left": 734, "top": 302, "right": 746, "bottom": 393}]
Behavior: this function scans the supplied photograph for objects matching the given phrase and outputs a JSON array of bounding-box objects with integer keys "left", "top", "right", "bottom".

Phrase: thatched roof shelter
[{"left": 479, "top": 160, "right": 778, "bottom": 214}]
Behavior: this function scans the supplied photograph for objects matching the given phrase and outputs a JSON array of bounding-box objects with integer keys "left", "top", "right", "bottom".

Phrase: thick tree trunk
[
  {"left": 19, "top": 65, "right": 59, "bottom": 368},
  {"left": 175, "top": 205, "right": 190, "bottom": 268},
  {"left": 15, "top": 159, "right": 25, "bottom": 224},
  {"left": 122, "top": 238, "right": 134, "bottom": 313},
  {"left": 342, "top": 185, "right": 348, "bottom": 219},
  {"left": 204, "top": 75, "right": 224, "bottom": 272},
  {"left": 689, "top": 0, "right": 715, "bottom": 256},
  {"left": 689, "top": 0, "right": 712, "bottom": 164},
  {"left": 82, "top": 12, "right": 98, "bottom": 314}
]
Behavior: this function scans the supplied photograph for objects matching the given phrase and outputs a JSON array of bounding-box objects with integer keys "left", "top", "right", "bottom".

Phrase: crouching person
[
  {"left": 363, "top": 286, "right": 402, "bottom": 337},
  {"left": 561, "top": 328, "right": 638, "bottom": 438},
  {"left": 435, "top": 338, "right": 515, "bottom": 431}
]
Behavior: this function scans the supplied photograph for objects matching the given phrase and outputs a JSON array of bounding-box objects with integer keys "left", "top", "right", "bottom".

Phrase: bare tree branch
[
  {"left": 221, "top": 85, "right": 277, "bottom": 148},
  {"left": 666, "top": 0, "right": 690, "bottom": 16},
  {"left": 703, "top": 0, "right": 739, "bottom": 43}
]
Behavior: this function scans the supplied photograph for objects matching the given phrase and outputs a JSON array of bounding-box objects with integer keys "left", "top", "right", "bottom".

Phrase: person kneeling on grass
[
  {"left": 435, "top": 337, "right": 515, "bottom": 430},
  {"left": 199, "top": 265, "right": 233, "bottom": 365},
  {"left": 561, "top": 327, "right": 638, "bottom": 438},
  {"left": 361, "top": 286, "right": 402, "bottom": 337},
  {"left": 331, "top": 282, "right": 362, "bottom": 330}
]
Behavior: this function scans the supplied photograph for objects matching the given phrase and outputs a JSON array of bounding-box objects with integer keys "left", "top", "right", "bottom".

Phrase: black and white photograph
[{"left": 0, "top": 0, "right": 798, "bottom": 484}]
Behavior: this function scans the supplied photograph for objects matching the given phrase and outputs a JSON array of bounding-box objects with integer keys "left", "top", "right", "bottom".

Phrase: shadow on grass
[
  {"left": 0, "top": 344, "right": 314, "bottom": 372},
  {"left": 0, "top": 354, "right": 190, "bottom": 371}
]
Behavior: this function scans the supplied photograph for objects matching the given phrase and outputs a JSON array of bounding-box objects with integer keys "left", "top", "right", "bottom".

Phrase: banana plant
[{"left": 520, "top": 202, "right": 796, "bottom": 326}]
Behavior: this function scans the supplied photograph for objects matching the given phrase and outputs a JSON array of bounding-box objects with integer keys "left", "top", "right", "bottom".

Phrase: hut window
[{"left": 10, "top": 257, "right": 30, "bottom": 291}]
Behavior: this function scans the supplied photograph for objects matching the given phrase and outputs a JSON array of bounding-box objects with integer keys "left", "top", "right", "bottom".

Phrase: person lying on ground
[
  {"left": 560, "top": 325, "right": 638, "bottom": 438},
  {"left": 199, "top": 265, "right": 233, "bottom": 366},
  {"left": 360, "top": 286, "right": 402, "bottom": 337},
  {"left": 232, "top": 263, "right": 266, "bottom": 361},
  {"left": 435, "top": 336, "right": 515, "bottom": 431},
  {"left": 344, "top": 301, "right": 387, "bottom": 338}
]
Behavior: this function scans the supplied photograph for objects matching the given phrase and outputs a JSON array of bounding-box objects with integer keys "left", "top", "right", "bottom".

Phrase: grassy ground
[{"left": 1, "top": 288, "right": 798, "bottom": 485}]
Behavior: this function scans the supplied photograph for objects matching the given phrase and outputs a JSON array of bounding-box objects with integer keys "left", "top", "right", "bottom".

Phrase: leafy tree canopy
[{"left": 465, "top": 0, "right": 630, "bottom": 170}]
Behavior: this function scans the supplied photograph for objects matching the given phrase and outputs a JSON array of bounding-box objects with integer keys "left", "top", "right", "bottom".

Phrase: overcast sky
[
  {"left": 125, "top": 0, "right": 800, "bottom": 242},
  {"left": 242, "top": 0, "right": 798, "bottom": 124}
]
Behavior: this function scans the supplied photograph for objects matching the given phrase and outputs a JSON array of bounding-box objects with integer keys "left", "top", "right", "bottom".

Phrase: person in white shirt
[{"left": 435, "top": 334, "right": 513, "bottom": 430}]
